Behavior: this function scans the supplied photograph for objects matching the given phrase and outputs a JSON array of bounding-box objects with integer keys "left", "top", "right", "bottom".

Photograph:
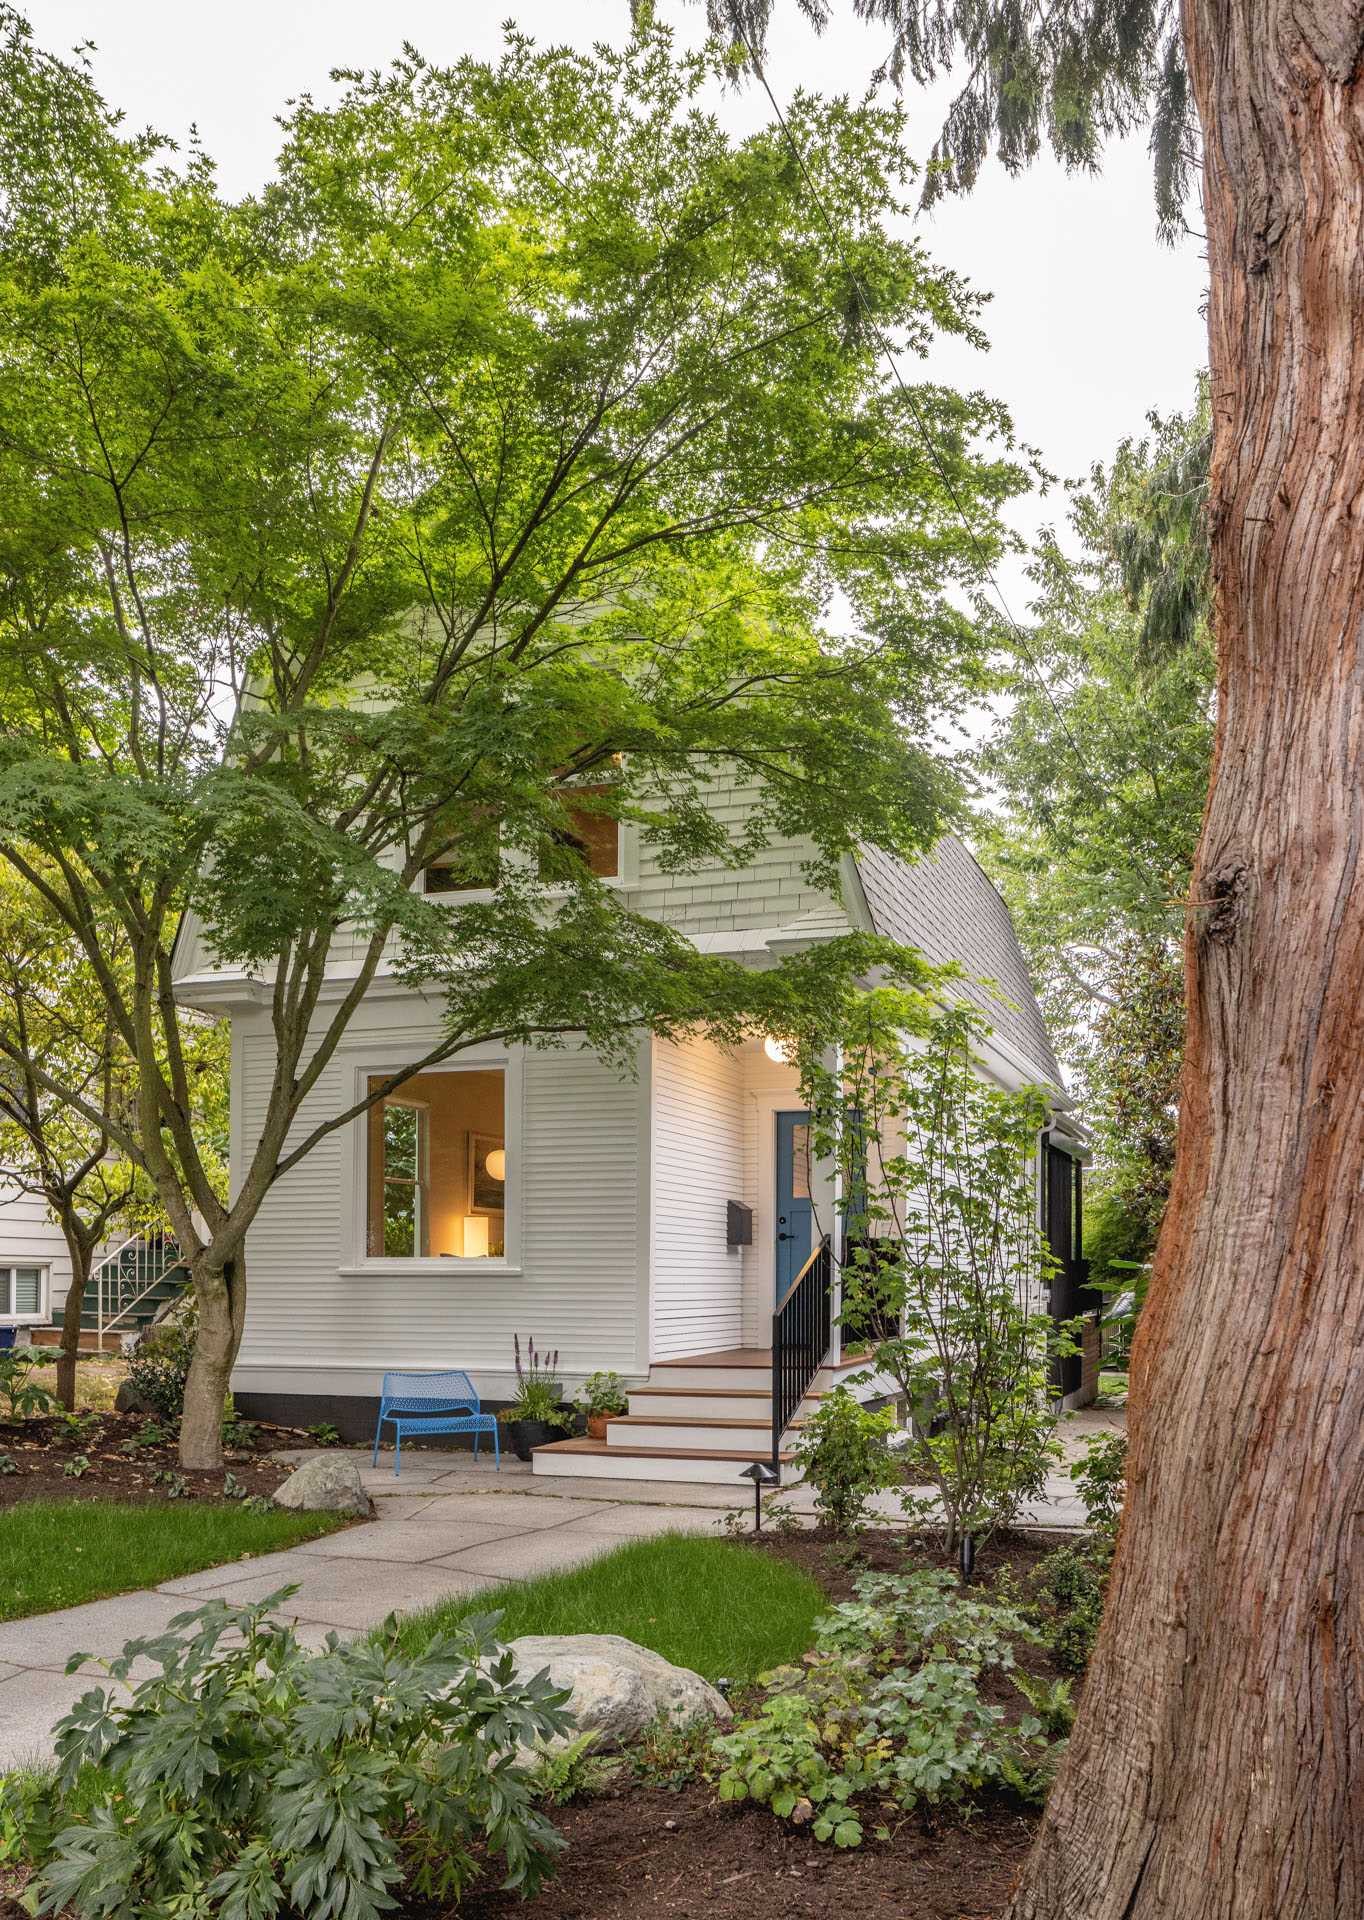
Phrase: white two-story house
[{"left": 171, "top": 785, "right": 1090, "bottom": 1483}]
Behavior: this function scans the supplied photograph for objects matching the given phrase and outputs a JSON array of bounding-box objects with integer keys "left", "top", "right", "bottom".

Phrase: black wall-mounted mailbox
[{"left": 726, "top": 1200, "right": 754, "bottom": 1247}]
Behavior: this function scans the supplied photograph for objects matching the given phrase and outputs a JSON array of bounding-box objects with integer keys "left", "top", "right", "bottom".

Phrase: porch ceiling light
[
  {"left": 484, "top": 1148, "right": 506, "bottom": 1182},
  {"left": 763, "top": 1035, "right": 791, "bottom": 1065}
]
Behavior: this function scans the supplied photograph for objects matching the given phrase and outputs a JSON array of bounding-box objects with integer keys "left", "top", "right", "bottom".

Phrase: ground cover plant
[
  {"left": 387, "top": 1534, "right": 826, "bottom": 1685},
  {"left": 713, "top": 1569, "right": 1056, "bottom": 1848},
  {"left": 0, "top": 1501, "right": 346, "bottom": 1620},
  {"left": 9, "top": 1590, "right": 572, "bottom": 1920}
]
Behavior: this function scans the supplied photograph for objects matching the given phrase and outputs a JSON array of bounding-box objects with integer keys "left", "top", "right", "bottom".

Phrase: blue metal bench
[{"left": 371, "top": 1369, "right": 500, "bottom": 1476}]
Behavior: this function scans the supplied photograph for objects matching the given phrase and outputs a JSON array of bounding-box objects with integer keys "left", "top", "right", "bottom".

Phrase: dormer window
[
  {"left": 423, "top": 843, "right": 499, "bottom": 895},
  {"left": 541, "top": 785, "right": 620, "bottom": 880}
]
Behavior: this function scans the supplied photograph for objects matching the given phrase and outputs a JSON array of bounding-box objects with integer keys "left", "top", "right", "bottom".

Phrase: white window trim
[
  {"left": 0, "top": 1262, "right": 50, "bottom": 1325},
  {"left": 341, "top": 1051, "right": 523, "bottom": 1276}
]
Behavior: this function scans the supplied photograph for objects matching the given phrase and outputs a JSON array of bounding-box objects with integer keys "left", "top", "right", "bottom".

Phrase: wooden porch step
[
  {"left": 609, "top": 1414, "right": 801, "bottom": 1430},
  {"left": 541, "top": 1438, "right": 795, "bottom": 1461},
  {"left": 629, "top": 1385, "right": 824, "bottom": 1400}
]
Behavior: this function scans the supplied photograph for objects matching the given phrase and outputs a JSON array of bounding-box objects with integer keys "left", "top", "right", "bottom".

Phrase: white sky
[{"left": 33, "top": 0, "right": 1208, "bottom": 680}]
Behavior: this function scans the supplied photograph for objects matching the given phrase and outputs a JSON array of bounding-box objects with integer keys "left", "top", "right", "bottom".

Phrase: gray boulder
[
  {"left": 114, "top": 1378, "right": 160, "bottom": 1417},
  {"left": 503, "top": 1633, "right": 730, "bottom": 1753},
  {"left": 271, "top": 1454, "right": 371, "bottom": 1516}
]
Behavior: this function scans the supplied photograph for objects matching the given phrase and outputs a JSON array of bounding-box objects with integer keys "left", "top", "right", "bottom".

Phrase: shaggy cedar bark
[{"left": 1007, "top": 9, "right": 1364, "bottom": 1918}]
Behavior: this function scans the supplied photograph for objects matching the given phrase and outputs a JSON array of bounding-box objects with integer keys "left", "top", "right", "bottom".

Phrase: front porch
[{"left": 531, "top": 1341, "right": 876, "bottom": 1485}]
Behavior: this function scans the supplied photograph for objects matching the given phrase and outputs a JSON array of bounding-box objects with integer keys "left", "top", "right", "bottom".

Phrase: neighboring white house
[
  {"left": 0, "top": 1179, "right": 71, "bottom": 1332},
  {"left": 172, "top": 780, "right": 1090, "bottom": 1481}
]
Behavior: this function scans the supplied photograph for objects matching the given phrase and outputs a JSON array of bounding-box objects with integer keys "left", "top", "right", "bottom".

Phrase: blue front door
[{"left": 775, "top": 1110, "right": 813, "bottom": 1301}]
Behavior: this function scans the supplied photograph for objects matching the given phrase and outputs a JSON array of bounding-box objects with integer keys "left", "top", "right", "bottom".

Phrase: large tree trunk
[
  {"left": 178, "top": 1255, "right": 244, "bottom": 1471},
  {"left": 1006, "top": 7, "right": 1364, "bottom": 1917}
]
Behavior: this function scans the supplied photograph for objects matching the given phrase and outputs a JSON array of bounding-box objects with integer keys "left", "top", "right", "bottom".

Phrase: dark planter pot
[{"left": 506, "top": 1417, "right": 560, "bottom": 1462}]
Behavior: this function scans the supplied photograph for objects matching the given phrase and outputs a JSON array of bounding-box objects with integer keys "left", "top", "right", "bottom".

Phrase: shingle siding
[{"left": 855, "top": 837, "right": 1063, "bottom": 1087}]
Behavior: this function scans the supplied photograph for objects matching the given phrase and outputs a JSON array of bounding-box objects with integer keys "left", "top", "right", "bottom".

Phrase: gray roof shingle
[{"left": 855, "top": 836, "right": 1063, "bottom": 1088}]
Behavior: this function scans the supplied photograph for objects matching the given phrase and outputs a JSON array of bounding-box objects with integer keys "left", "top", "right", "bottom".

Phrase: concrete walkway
[{"left": 0, "top": 1409, "right": 1120, "bottom": 1770}]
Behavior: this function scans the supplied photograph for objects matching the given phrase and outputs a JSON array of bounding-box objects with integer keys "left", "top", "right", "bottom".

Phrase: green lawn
[
  {"left": 383, "top": 1533, "right": 827, "bottom": 1682},
  {"left": 0, "top": 1501, "right": 347, "bottom": 1620}
]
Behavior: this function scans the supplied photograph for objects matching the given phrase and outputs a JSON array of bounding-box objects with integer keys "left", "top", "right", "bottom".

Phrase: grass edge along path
[
  {"left": 1, "top": 1500, "right": 347, "bottom": 1621},
  {"left": 384, "top": 1532, "right": 826, "bottom": 1682}
]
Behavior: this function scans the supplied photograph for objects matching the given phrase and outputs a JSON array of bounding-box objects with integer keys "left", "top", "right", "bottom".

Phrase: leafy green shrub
[
  {"left": 499, "top": 1334, "right": 572, "bottom": 1431},
  {"left": 714, "top": 1689, "right": 866, "bottom": 1846},
  {"left": 1031, "top": 1546, "right": 1107, "bottom": 1673},
  {"left": 307, "top": 1422, "right": 342, "bottom": 1447},
  {"left": 631, "top": 1713, "right": 716, "bottom": 1792},
  {"left": 816, "top": 1568, "right": 1037, "bottom": 1674},
  {"left": 712, "top": 1569, "right": 1053, "bottom": 1845},
  {"left": 804, "top": 997, "right": 1073, "bottom": 1555},
  {"left": 573, "top": 1371, "right": 628, "bottom": 1418},
  {"left": 1071, "top": 1430, "right": 1127, "bottom": 1536},
  {"left": 1010, "top": 1670, "right": 1076, "bottom": 1736},
  {"left": 125, "top": 1315, "right": 196, "bottom": 1422},
  {"left": 791, "top": 1387, "right": 898, "bottom": 1533},
  {"left": 23, "top": 1588, "right": 573, "bottom": 1920},
  {"left": 0, "top": 1346, "right": 59, "bottom": 1421}
]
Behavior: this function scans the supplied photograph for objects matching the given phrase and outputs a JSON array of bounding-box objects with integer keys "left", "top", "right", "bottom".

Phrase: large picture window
[
  {"left": 0, "top": 1265, "right": 44, "bottom": 1319},
  {"left": 365, "top": 1069, "right": 506, "bottom": 1259}
]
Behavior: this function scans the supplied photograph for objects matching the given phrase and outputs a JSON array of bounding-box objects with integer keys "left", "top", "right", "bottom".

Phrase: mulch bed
[
  {"left": 0, "top": 1409, "right": 317, "bottom": 1507},
  {"left": 445, "top": 1783, "right": 1036, "bottom": 1920}
]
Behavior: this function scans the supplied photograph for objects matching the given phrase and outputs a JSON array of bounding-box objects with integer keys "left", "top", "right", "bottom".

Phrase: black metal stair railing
[{"left": 771, "top": 1234, "right": 833, "bottom": 1474}]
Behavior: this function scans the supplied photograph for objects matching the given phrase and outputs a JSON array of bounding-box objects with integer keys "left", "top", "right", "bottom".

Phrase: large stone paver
[
  {"left": 432, "top": 1529, "right": 617, "bottom": 1581},
  {"left": 294, "top": 1518, "right": 527, "bottom": 1563},
  {"left": 178, "top": 1557, "right": 498, "bottom": 1629}
]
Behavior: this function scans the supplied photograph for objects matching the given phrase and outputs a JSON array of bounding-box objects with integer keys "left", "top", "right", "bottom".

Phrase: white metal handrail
[{"left": 94, "top": 1235, "right": 184, "bottom": 1349}]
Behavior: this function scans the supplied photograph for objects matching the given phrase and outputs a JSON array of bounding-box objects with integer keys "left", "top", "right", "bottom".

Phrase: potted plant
[
  {"left": 499, "top": 1334, "right": 573, "bottom": 1461},
  {"left": 575, "top": 1370, "right": 629, "bottom": 1440}
]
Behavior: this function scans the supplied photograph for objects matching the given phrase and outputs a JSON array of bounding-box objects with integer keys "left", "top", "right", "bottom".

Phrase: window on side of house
[
  {"left": 365, "top": 1068, "right": 507, "bottom": 1259},
  {"left": 423, "top": 843, "right": 500, "bottom": 895},
  {"left": 0, "top": 1265, "right": 43, "bottom": 1318},
  {"left": 541, "top": 784, "right": 620, "bottom": 881}
]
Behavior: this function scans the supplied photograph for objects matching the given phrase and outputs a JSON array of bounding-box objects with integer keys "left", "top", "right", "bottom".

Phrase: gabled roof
[{"left": 855, "top": 836, "right": 1063, "bottom": 1089}]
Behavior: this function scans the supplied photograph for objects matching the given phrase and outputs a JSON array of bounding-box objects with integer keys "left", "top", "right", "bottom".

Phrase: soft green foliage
[
  {"left": 0, "top": 1344, "right": 59, "bottom": 1419},
  {"left": 1071, "top": 1430, "right": 1128, "bottom": 1537},
  {"left": 980, "top": 396, "right": 1213, "bottom": 1275},
  {"left": 23, "top": 1591, "right": 572, "bottom": 1920},
  {"left": 574, "top": 1370, "right": 629, "bottom": 1418},
  {"left": 791, "top": 1386, "right": 898, "bottom": 1533},
  {"left": 385, "top": 1534, "right": 826, "bottom": 1683},
  {"left": 805, "top": 995, "right": 1069, "bottom": 1553},
  {"left": 713, "top": 1568, "right": 1053, "bottom": 1845},
  {"left": 502, "top": 1334, "right": 571, "bottom": 1431},
  {"left": 696, "top": 0, "right": 1195, "bottom": 239},
  {"left": 1031, "top": 1546, "right": 1107, "bottom": 1674},
  {"left": 630, "top": 1713, "right": 718, "bottom": 1792},
  {"left": 1011, "top": 1670, "right": 1076, "bottom": 1738},
  {"left": 0, "top": 1501, "right": 344, "bottom": 1621},
  {"left": 530, "top": 1731, "right": 607, "bottom": 1807},
  {"left": 0, "top": 11, "right": 1024, "bottom": 1462},
  {"left": 124, "top": 1314, "right": 196, "bottom": 1423}
]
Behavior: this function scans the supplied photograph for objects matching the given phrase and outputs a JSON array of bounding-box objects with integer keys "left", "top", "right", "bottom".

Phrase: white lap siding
[
  {"left": 229, "top": 999, "right": 646, "bottom": 1403},
  {"left": 649, "top": 1035, "right": 747, "bottom": 1358},
  {"left": 0, "top": 1183, "right": 72, "bottom": 1321}
]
